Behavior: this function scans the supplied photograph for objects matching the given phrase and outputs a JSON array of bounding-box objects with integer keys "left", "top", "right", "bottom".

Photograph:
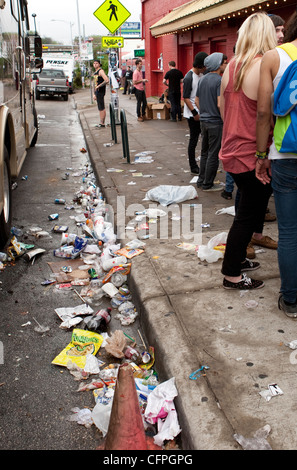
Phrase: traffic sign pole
[{"left": 93, "top": 1, "right": 131, "bottom": 126}]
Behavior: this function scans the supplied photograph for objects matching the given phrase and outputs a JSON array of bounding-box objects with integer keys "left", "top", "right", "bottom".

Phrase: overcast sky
[{"left": 27, "top": 0, "right": 141, "bottom": 44}]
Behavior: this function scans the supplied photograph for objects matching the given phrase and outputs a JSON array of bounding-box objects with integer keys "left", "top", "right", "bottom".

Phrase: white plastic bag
[
  {"left": 91, "top": 399, "right": 113, "bottom": 437},
  {"left": 197, "top": 232, "right": 228, "bottom": 263},
  {"left": 144, "top": 377, "right": 181, "bottom": 446},
  {"left": 215, "top": 206, "right": 235, "bottom": 216},
  {"left": 154, "top": 409, "right": 181, "bottom": 447},
  {"left": 68, "top": 407, "right": 93, "bottom": 428},
  {"left": 143, "top": 185, "right": 198, "bottom": 206}
]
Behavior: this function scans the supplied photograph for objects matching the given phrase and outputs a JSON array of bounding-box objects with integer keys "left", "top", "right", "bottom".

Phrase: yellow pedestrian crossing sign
[{"left": 93, "top": 0, "right": 131, "bottom": 34}]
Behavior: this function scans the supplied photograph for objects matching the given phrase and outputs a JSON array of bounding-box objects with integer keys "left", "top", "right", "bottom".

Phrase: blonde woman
[{"left": 219, "top": 12, "right": 277, "bottom": 290}]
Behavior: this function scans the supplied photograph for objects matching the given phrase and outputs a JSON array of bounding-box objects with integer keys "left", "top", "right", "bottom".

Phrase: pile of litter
[{"left": 0, "top": 154, "right": 182, "bottom": 450}]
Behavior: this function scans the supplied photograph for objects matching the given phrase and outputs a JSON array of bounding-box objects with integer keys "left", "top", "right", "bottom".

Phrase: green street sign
[{"left": 134, "top": 49, "right": 145, "bottom": 57}]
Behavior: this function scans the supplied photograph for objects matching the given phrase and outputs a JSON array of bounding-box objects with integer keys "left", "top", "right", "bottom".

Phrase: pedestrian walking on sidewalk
[
  {"left": 183, "top": 52, "right": 208, "bottom": 175},
  {"left": 219, "top": 12, "right": 277, "bottom": 291},
  {"left": 256, "top": 10, "right": 297, "bottom": 316},
  {"left": 133, "top": 59, "right": 149, "bottom": 122},
  {"left": 123, "top": 66, "right": 133, "bottom": 94},
  {"left": 93, "top": 60, "right": 109, "bottom": 128},
  {"left": 163, "top": 61, "right": 184, "bottom": 121},
  {"left": 195, "top": 52, "right": 227, "bottom": 191}
]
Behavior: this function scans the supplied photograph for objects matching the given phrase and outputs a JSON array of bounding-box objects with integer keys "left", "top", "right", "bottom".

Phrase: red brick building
[{"left": 141, "top": 0, "right": 296, "bottom": 97}]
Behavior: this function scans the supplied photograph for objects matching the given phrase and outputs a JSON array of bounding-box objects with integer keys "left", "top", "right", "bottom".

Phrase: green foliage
[{"left": 73, "top": 65, "right": 82, "bottom": 88}]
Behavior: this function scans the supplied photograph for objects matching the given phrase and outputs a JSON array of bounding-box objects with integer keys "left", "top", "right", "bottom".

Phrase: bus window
[
  {"left": 20, "top": 0, "right": 30, "bottom": 30},
  {"left": 10, "top": 0, "right": 19, "bottom": 20}
]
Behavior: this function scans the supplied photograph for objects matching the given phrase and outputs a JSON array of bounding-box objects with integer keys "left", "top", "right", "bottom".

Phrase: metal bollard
[
  {"left": 109, "top": 103, "right": 117, "bottom": 144},
  {"left": 120, "top": 109, "right": 130, "bottom": 164}
]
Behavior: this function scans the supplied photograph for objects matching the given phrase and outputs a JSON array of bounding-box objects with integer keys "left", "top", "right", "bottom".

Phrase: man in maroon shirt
[{"left": 133, "top": 59, "right": 149, "bottom": 122}]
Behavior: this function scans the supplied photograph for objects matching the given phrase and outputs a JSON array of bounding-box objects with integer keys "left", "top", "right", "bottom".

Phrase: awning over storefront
[{"left": 150, "top": 0, "right": 271, "bottom": 36}]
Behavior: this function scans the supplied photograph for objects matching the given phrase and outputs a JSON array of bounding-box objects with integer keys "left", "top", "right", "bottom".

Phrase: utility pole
[{"left": 76, "top": 0, "right": 84, "bottom": 87}]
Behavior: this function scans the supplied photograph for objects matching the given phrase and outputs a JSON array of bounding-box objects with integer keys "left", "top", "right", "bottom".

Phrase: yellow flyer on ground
[{"left": 52, "top": 329, "right": 104, "bottom": 368}]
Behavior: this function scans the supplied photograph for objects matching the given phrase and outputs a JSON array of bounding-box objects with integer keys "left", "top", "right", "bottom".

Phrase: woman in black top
[{"left": 93, "top": 60, "right": 109, "bottom": 128}]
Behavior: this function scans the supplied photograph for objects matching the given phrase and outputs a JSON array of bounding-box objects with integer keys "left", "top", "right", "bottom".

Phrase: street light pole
[
  {"left": 75, "top": 0, "right": 84, "bottom": 87},
  {"left": 32, "top": 13, "right": 37, "bottom": 35},
  {"left": 51, "top": 19, "right": 74, "bottom": 50},
  {"left": 76, "top": 0, "right": 82, "bottom": 58}
]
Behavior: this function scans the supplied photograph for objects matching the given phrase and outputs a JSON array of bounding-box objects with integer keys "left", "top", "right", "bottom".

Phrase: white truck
[{"left": 43, "top": 55, "right": 75, "bottom": 93}]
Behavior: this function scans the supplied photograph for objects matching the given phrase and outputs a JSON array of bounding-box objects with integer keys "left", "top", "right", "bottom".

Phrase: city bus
[{"left": 0, "top": 0, "right": 42, "bottom": 247}]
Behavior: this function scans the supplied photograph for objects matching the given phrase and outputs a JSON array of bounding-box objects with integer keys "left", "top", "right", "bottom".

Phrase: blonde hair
[{"left": 233, "top": 12, "right": 277, "bottom": 91}]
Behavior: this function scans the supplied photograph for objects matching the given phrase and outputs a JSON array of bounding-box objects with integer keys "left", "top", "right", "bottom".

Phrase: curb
[{"left": 77, "top": 105, "right": 237, "bottom": 450}]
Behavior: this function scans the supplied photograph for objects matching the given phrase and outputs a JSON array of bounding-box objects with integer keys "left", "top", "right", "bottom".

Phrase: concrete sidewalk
[{"left": 73, "top": 87, "right": 297, "bottom": 450}]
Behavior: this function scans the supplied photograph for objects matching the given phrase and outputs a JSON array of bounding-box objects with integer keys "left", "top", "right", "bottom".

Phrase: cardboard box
[
  {"left": 146, "top": 102, "right": 154, "bottom": 120},
  {"left": 152, "top": 103, "right": 170, "bottom": 120}
]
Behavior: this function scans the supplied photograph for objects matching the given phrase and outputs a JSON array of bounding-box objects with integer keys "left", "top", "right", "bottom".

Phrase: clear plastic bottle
[
  {"left": 111, "top": 272, "right": 127, "bottom": 287},
  {"left": 84, "top": 308, "right": 111, "bottom": 332},
  {"left": 0, "top": 252, "right": 7, "bottom": 262}
]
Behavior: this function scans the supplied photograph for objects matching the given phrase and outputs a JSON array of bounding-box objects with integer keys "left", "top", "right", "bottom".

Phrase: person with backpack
[
  {"left": 256, "top": 9, "right": 297, "bottom": 317},
  {"left": 219, "top": 12, "right": 277, "bottom": 291}
]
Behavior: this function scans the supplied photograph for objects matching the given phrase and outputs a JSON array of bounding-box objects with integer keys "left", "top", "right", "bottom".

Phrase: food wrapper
[
  {"left": 102, "top": 263, "right": 131, "bottom": 284},
  {"left": 116, "top": 247, "right": 144, "bottom": 259},
  {"left": 52, "top": 328, "right": 104, "bottom": 368},
  {"left": 139, "top": 346, "right": 155, "bottom": 370},
  {"left": 213, "top": 243, "right": 226, "bottom": 252}
]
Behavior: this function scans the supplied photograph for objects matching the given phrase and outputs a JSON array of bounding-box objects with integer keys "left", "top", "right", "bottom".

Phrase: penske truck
[{"left": 42, "top": 54, "right": 75, "bottom": 93}]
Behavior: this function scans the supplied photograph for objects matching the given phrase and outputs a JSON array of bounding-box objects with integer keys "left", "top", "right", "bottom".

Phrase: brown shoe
[
  {"left": 143, "top": 115, "right": 151, "bottom": 121},
  {"left": 251, "top": 235, "right": 278, "bottom": 250},
  {"left": 137, "top": 117, "right": 144, "bottom": 122},
  {"left": 264, "top": 212, "right": 276, "bottom": 222},
  {"left": 246, "top": 242, "right": 255, "bottom": 259}
]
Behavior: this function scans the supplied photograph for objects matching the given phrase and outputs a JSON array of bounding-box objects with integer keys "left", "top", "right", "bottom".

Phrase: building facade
[{"left": 141, "top": 0, "right": 296, "bottom": 98}]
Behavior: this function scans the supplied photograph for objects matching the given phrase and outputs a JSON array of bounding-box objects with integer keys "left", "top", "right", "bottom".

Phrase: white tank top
[{"left": 269, "top": 47, "right": 297, "bottom": 159}]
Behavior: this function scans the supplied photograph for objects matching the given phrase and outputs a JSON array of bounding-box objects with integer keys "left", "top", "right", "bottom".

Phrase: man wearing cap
[
  {"left": 183, "top": 52, "right": 208, "bottom": 175},
  {"left": 195, "top": 52, "right": 227, "bottom": 191}
]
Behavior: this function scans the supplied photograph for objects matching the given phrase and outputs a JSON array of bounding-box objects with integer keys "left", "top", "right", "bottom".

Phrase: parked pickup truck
[{"left": 36, "top": 69, "right": 69, "bottom": 101}]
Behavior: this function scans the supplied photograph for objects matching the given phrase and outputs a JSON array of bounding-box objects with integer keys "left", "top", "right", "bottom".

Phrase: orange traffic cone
[{"left": 103, "top": 362, "right": 161, "bottom": 450}]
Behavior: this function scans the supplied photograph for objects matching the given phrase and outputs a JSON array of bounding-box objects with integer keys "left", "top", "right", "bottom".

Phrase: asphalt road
[{"left": 0, "top": 95, "right": 146, "bottom": 451}]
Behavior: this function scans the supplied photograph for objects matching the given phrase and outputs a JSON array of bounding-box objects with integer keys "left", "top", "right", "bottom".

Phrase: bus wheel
[{"left": 0, "top": 146, "right": 12, "bottom": 248}]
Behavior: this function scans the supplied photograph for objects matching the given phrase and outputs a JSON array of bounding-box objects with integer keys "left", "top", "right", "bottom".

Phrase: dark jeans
[
  {"left": 187, "top": 117, "right": 201, "bottom": 171},
  {"left": 221, "top": 169, "right": 272, "bottom": 277},
  {"left": 272, "top": 159, "right": 297, "bottom": 303},
  {"left": 168, "top": 91, "right": 182, "bottom": 120},
  {"left": 135, "top": 89, "right": 147, "bottom": 117},
  {"left": 197, "top": 121, "right": 223, "bottom": 189}
]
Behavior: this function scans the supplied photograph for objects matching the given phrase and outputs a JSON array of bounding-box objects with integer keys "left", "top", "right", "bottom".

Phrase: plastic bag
[
  {"left": 197, "top": 232, "right": 228, "bottom": 263},
  {"left": 68, "top": 407, "right": 93, "bottom": 428},
  {"left": 144, "top": 377, "right": 181, "bottom": 446},
  {"left": 105, "top": 330, "right": 127, "bottom": 358},
  {"left": 143, "top": 185, "right": 198, "bottom": 206},
  {"left": 233, "top": 425, "right": 272, "bottom": 450},
  {"left": 52, "top": 329, "right": 104, "bottom": 368},
  {"left": 215, "top": 206, "right": 235, "bottom": 216},
  {"left": 92, "top": 400, "right": 113, "bottom": 436}
]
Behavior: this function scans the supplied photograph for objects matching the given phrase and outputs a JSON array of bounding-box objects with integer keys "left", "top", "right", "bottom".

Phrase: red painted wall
[{"left": 141, "top": 0, "right": 296, "bottom": 98}]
